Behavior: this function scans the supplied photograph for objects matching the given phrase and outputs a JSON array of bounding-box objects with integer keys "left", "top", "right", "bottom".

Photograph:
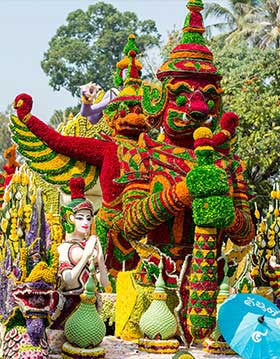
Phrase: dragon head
[
  {"left": 13, "top": 93, "right": 33, "bottom": 120},
  {"left": 12, "top": 281, "right": 53, "bottom": 318},
  {"left": 105, "top": 97, "right": 149, "bottom": 138},
  {"left": 12, "top": 281, "right": 53, "bottom": 346}
]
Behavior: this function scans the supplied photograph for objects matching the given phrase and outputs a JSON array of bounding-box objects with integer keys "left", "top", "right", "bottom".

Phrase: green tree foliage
[
  {"left": 0, "top": 108, "right": 13, "bottom": 169},
  {"left": 41, "top": 2, "right": 161, "bottom": 96},
  {"left": 160, "top": 29, "right": 180, "bottom": 61},
  {"left": 211, "top": 40, "right": 280, "bottom": 207}
]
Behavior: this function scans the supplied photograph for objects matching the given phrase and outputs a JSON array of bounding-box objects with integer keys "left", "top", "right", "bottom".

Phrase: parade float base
[{"left": 50, "top": 336, "right": 241, "bottom": 359}]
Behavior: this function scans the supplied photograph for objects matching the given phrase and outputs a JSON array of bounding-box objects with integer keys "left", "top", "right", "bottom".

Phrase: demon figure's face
[
  {"left": 112, "top": 102, "right": 148, "bottom": 137},
  {"left": 104, "top": 92, "right": 150, "bottom": 139},
  {"left": 162, "top": 78, "right": 222, "bottom": 141}
]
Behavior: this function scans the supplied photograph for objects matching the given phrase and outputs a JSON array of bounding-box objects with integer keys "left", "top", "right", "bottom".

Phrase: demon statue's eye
[
  {"left": 176, "top": 96, "right": 187, "bottom": 106},
  {"left": 208, "top": 99, "right": 215, "bottom": 110},
  {"left": 119, "top": 109, "right": 127, "bottom": 118}
]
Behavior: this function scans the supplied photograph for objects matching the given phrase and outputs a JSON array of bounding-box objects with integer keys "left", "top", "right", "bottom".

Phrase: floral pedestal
[
  {"left": 138, "top": 338, "right": 180, "bottom": 354},
  {"left": 61, "top": 342, "right": 105, "bottom": 359},
  {"left": 46, "top": 328, "right": 66, "bottom": 356}
]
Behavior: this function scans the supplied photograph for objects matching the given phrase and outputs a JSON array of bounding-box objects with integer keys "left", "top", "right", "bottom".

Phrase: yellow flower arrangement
[
  {"left": 17, "top": 205, "right": 24, "bottom": 218},
  {"left": 11, "top": 173, "right": 20, "bottom": 184},
  {"left": 25, "top": 261, "right": 57, "bottom": 284},
  {"left": 50, "top": 221, "right": 63, "bottom": 245},
  {"left": 115, "top": 271, "right": 138, "bottom": 339},
  {"left": 0, "top": 233, "right": 5, "bottom": 262},
  {"left": 19, "top": 248, "right": 27, "bottom": 282},
  {"left": 23, "top": 203, "right": 32, "bottom": 231},
  {"left": 9, "top": 207, "right": 19, "bottom": 254},
  {"left": 267, "top": 229, "right": 276, "bottom": 248},
  {"left": 115, "top": 271, "right": 155, "bottom": 340}
]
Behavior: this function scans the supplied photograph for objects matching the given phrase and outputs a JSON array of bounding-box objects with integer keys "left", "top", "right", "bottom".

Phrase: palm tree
[
  {"left": 204, "top": 0, "right": 260, "bottom": 43},
  {"left": 248, "top": 0, "right": 280, "bottom": 49}
]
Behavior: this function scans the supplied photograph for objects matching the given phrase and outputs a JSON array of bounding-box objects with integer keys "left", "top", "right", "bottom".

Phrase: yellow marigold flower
[
  {"left": 105, "top": 282, "right": 113, "bottom": 293},
  {"left": 0, "top": 218, "right": 8, "bottom": 232},
  {"left": 157, "top": 133, "right": 165, "bottom": 142},
  {"left": 24, "top": 204, "right": 32, "bottom": 213},
  {"left": 9, "top": 234, "right": 18, "bottom": 241},
  {"left": 153, "top": 292, "right": 167, "bottom": 300},
  {"left": 21, "top": 175, "right": 30, "bottom": 186},
  {"left": 17, "top": 206, "right": 24, "bottom": 217},
  {"left": 193, "top": 127, "right": 212, "bottom": 140},
  {"left": 271, "top": 190, "right": 277, "bottom": 199},
  {"left": 259, "top": 221, "right": 266, "bottom": 233},
  {"left": 10, "top": 208, "right": 18, "bottom": 217},
  {"left": 3, "top": 192, "right": 10, "bottom": 203},
  {"left": 250, "top": 267, "right": 259, "bottom": 276},
  {"left": 12, "top": 173, "right": 20, "bottom": 184},
  {"left": 254, "top": 209, "right": 260, "bottom": 220}
]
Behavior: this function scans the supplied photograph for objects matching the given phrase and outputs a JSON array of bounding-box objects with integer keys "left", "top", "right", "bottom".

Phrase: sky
[{"left": 0, "top": 0, "right": 222, "bottom": 121}]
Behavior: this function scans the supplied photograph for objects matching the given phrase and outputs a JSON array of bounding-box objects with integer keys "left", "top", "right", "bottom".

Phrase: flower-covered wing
[{"left": 10, "top": 114, "right": 98, "bottom": 194}]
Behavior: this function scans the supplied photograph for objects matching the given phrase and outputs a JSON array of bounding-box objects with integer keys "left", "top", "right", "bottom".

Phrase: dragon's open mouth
[
  {"left": 115, "top": 112, "right": 148, "bottom": 134},
  {"left": 118, "top": 121, "right": 147, "bottom": 131},
  {"left": 12, "top": 282, "right": 52, "bottom": 315}
]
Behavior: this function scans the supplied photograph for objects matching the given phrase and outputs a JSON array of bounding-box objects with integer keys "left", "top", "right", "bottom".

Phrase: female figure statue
[{"left": 51, "top": 176, "right": 109, "bottom": 329}]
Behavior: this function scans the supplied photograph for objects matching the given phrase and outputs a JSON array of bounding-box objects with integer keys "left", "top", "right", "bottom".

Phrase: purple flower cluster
[{"left": 26, "top": 318, "right": 44, "bottom": 346}]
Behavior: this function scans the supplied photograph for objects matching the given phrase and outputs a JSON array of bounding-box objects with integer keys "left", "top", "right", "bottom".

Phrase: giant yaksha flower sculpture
[{"left": 118, "top": 0, "right": 255, "bottom": 344}]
